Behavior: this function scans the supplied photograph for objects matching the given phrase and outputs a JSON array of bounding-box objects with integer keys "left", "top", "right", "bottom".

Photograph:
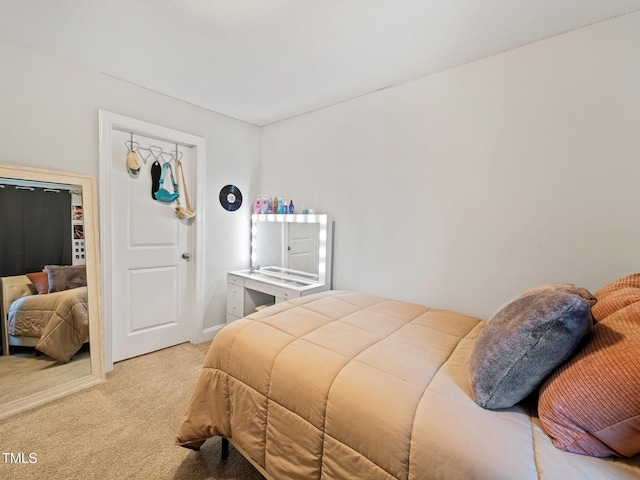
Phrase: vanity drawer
[
  {"left": 227, "top": 283, "right": 243, "bottom": 302},
  {"left": 226, "top": 298, "right": 244, "bottom": 318},
  {"left": 226, "top": 313, "right": 242, "bottom": 324},
  {"left": 245, "top": 278, "right": 299, "bottom": 302},
  {"left": 227, "top": 274, "right": 244, "bottom": 287}
]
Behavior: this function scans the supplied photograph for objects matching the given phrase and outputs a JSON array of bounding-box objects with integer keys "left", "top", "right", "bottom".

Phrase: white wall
[
  {"left": 2, "top": 11, "right": 639, "bottom": 325},
  {"left": 261, "top": 12, "right": 640, "bottom": 319},
  {"left": 0, "top": 38, "right": 262, "bottom": 330}
]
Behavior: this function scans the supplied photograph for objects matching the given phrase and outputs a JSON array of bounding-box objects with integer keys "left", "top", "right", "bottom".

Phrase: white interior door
[{"left": 110, "top": 131, "right": 192, "bottom": 362}]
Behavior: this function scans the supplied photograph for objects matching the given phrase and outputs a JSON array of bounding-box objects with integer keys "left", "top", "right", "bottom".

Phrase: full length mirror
[{"left": 0, "top": 163, "right": 104, "bottom": 420}]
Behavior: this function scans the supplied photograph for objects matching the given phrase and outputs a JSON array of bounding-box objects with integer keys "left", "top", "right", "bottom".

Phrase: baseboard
[{"left": 195, "top": 323, "right": 226, "bottom": 343}]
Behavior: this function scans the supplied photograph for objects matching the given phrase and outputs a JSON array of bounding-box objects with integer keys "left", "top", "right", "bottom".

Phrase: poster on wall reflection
[
  {"left": 73, "top": 224, "right": 84, "bottom": 240},
  {"left": 72, "top": 205, "right": 83, "bottom": 221}
]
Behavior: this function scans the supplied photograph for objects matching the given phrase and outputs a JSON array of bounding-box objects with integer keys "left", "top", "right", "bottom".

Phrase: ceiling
[{"left": 1, "top": 0, "right": 639, "bottom": 126}]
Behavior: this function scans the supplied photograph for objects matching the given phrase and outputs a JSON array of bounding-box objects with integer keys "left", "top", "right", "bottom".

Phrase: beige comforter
[
  {"left": 8, "top": 286, "right": 89, "bottom": 363},
  {"left": 176, "top": 290, "right": 640, "bottom": 479}
]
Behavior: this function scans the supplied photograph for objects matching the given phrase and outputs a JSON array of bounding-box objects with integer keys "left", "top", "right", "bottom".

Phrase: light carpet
[{"left": 0, "top": 341, "right": 264, "bottom": 479}]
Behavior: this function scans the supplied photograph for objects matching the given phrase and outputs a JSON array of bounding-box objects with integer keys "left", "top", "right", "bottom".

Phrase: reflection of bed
[
  {"left": 1, "top": 275, "right": 89, "bottom": 363},
  {"left": 176, "top": 290, "right": 640, "bottom": 480}
]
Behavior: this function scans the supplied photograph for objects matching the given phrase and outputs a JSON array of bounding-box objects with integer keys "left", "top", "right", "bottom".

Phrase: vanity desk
[{"left": 227, "top": 213, "right": 332, "bottom": 323}]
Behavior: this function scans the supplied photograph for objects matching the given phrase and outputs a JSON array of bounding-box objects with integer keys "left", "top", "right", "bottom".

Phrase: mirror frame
[{"left": 0, "top": 163, "right": 105, "bottom": 420}]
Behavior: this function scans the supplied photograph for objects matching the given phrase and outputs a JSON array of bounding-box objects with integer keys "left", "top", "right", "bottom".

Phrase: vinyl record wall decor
[{"left": 219, "top": 185, "right": 243, "bottom": 211}]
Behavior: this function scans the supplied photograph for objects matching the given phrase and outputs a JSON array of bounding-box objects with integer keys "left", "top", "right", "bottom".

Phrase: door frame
[{"left": 98, "top": 110, "right": 206, "bottom": 372}]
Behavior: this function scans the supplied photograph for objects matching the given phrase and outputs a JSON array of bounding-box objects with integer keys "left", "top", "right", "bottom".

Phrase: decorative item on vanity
[
  {"left": 226, "top": 213, "right": 333, "bottom": 322},
  {"left": 219, "top": 185, "right": 243, "bottom": 211},
  {"left": 254, "top": 195, "right": 295, "bottom": 214}
]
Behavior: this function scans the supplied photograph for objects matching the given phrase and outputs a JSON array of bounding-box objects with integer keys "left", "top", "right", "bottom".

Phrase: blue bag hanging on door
[{"left": 154, "top": 162, "right": 180, "bottom": 203}]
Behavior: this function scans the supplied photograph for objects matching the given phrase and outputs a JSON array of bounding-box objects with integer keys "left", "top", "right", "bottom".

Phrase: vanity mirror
[
  {"left": 226, "top": 214, "right": 333, "bottom": 322},
  {"left": 250, "top": 213, "right": 331, "bottom": 287},
  {"left": 0, "top": 163, "right": 104, "bottom": 420}
]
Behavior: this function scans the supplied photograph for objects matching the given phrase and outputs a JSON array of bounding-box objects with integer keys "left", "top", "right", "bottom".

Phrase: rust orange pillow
[
  {"left": 26, "top": 271, "right": 49, "bottom": 295},
  {"left": 538, "top": 273, "right": 640, "bottom": 457},
  {"left": 591, "top": 273, "right": 640, "bottom": 322}
]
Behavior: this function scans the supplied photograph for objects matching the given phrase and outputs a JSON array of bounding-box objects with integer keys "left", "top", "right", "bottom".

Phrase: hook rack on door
[{"left": 125, "top": 132, "right": 184, "bottom": 165}]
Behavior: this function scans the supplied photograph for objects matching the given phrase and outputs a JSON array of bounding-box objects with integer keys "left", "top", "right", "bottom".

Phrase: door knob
[{"left": 182, "top": 252, "right": 191, "bottom": 260}]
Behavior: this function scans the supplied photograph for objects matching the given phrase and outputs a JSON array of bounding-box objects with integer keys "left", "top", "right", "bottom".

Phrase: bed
[
  {"left": 176, "top": 286, "right": 640, "bottom": 479},
  {"left": 1, "top": 274, "right": 89, "bottom": 363}
]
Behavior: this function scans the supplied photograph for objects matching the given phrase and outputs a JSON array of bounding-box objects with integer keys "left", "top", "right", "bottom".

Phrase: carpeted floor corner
[{"left": 0, "top": 341, "right": 264, "bottom": 479}]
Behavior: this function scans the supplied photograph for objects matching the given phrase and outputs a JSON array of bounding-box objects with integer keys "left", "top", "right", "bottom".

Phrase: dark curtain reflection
[{"left": 0, "top": 186, "right": 72, "bottom": 277}]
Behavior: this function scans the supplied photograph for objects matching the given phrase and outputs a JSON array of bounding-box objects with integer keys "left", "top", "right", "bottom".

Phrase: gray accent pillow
[
  {"left": 523, "top": 283, "right": 597, "bottom": 306},
  {"left": 468, "top": 292, "right": 592, "bottom": 410},
  {"left": 45, "top": 264, "right": 87, "bottom": 293}
]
